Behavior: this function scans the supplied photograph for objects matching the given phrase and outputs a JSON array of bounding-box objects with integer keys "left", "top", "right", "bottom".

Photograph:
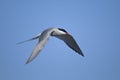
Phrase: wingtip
[
  {"left": 78, "top": 51, "right": 84, "bottom": 57},
  {"left": 26, "top": 60, "right": 30, "bottom": 64},
  {"left": 81, "top": 54, "right": 85, "bottom": 57}
]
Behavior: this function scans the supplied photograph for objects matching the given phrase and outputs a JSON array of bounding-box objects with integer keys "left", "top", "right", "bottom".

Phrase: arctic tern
[{"left": 17, "top": 27, "right": 84, "bottom": 64}]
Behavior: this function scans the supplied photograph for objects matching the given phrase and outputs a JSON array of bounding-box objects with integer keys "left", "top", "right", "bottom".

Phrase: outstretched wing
[
  {"left": 26, "top": 28, "right": 54, "bottom": 64},
  {"left": 56, "top": 34, "right": 84, "bottom": 57},
  {"left": 26, "top": 35, "right": 50, "bottom": 64}
]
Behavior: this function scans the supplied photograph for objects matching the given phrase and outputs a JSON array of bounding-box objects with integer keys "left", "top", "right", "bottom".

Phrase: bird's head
[{"left": 51, "top": 28, "right": 70, "bottom": 36}]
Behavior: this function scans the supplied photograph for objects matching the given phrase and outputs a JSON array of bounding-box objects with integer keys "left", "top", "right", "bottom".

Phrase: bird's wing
[
  {"left": 26, "top": 28, "right": 54, "bottom": 64},
  {"left": 56, "top": 34, "right": 84, "bottom": 56},
  {"left": 26, "top": 35, "right": 50, "bottom": 64}
]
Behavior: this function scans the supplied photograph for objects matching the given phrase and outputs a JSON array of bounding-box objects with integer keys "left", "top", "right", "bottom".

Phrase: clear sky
[{"left": 0, "top": 0, "right": 120, "bottom": 80}]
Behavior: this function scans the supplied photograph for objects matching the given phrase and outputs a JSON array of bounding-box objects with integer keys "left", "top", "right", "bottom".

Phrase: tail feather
[{"left": 16, "top": 34, "right": 41, "bottom": 44}]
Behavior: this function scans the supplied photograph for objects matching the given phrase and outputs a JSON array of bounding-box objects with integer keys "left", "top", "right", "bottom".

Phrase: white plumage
[{"left": 17, "top": 27, "right": 84, "bottom": 64}]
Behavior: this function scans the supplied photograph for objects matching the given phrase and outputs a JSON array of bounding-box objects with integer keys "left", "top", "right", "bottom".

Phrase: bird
[{"left": 17, "top": 27, "right": 84, "bottom": 64}]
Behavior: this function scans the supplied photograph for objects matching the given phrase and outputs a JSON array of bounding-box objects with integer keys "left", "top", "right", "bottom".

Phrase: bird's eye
[{"left": 58, "top": 28, "right": 67, "bottom": 33}]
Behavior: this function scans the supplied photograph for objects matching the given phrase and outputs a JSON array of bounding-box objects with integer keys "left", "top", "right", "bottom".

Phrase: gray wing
[
  {"left": 26, "top": 35, "right": 50, "bottom": 64},
  {"left": 26, "top": 28, "right": 54, "bottom": 64},
  {"left": 56, "top": 34, "right": 84, "bottom": 57}
]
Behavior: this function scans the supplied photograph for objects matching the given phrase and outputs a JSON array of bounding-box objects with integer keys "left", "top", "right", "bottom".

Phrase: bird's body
[{"left": 18, "top": 27, "right": 84, "bottom": 64}]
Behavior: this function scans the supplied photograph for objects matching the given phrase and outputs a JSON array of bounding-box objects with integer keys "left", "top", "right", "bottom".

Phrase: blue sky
[{"left": 0, "top": 0, "right": 120, "bottom": 80}]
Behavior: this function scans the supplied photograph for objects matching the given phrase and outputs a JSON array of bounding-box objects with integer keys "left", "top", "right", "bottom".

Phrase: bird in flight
[{"left": 17, "top": 27, "right": 84, "bottom": 64}]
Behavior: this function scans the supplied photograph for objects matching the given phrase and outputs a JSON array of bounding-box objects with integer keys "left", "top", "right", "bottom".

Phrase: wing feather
[
  {"left": 25, "top": 29, "right": 54, "bottom": 64},
  {"left": 26, "top": 35, "right": 50, "bottom": 64},
  {"left": 56, "top": 34, "right": 84, "bottom": 56}
]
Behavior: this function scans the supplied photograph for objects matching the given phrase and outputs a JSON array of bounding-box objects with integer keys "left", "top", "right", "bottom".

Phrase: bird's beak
[{"left": 66, "top": 32, "right": 71, "bottom": 36}]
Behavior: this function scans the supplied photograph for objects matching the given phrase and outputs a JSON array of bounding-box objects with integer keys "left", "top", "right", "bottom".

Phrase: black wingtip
[
  {"left": 26, "top": 60, "right": 30, "bottom": 64},
  {"left": 77, "top": 51, "right": 84, "bottom": 57},
  {"left": 81, "top": 53, "right": 85, "bottom": 57},
  {"left": 80, "top": 53, "right": 84, "bottom": 57},
  {"left": 25, "top": 57, "right": 33, "bottom": 64}
]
